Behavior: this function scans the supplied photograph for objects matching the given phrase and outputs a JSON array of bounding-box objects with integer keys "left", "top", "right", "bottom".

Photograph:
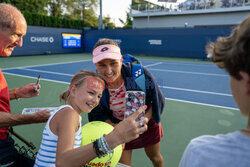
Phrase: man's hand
[
  {"left": 17, "top": 83, "right": 41, "bottom": 98},
  {"left": 32, "top": 110, "right": 51, "bottom": 123}
]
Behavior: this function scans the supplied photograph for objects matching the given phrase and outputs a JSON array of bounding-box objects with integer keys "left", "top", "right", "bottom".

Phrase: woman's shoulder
[
  {"left": 58, "top": 104, "right": 74, "bottom": 110},
  {"left": 52, "top": 105, "right": 78, "bottom": 123}
]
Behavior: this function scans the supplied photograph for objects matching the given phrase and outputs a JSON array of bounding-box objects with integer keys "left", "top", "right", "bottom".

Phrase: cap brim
[{"left": 93, "top": 53, "right": 122, "bottom": 64}]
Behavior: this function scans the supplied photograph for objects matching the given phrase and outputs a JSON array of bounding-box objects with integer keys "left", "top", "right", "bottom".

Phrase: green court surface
[{"left": 1, "top": 54, "right": 248, "bottom": 167}]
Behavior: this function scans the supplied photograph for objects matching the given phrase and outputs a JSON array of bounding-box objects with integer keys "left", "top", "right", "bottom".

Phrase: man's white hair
[{"left": 0, "top": 3, "right": 25, "bottom": 30}]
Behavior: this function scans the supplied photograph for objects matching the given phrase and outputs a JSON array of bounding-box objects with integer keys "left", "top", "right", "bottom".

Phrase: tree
[
  {"left": 81, "top": 8, "right": 98, "bottom": 28},
  {"left": 103, "top": 16, "right": 115, "bottom": 29},
  {"left": 119, "top": 10, "right": 132, "bottom": 29},
  {"left": 63, "top": 0, "right": 97, "bottom": 19},
  {"left": 0, "top": 0, "right": 117, "bottom": 29},
  {"left": 0, "top": 0, "right": 49, "bottom": 15},
  {"left": 63, "top": 0, "right": 116, "bottom": 28},
  {"left": 47, "top": 0, "right": 64, "bottom": 17},
  {"left": 62, "top": 0, "right": 99, "bottom": 28}
]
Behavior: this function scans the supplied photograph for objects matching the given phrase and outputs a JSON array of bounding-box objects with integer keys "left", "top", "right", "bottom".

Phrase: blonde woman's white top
[{"left": 34, "top": 105, "right": 82, "bottom": 167}]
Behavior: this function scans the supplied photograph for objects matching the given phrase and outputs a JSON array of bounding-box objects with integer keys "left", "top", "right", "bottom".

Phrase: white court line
[
  {"left": 3, "top": 72, "right": 70, "bottom": 84},
  {"left": 16, "top": 68, "right": 74, "bottom": 77},
  {"left": 2, "top": 59, "right": 92, "bottom": 70},
  {"left": 5, "top": 68, "right": 231, "bottom": 96},
  {"left": 144, "top": 59, "right": 213, "bottom": 67},
  {"left": 144, "top": 62, "right": 163, "bottom": 68},
  {"left": 165, "top": 97, "right": 239, "bottom": 111},
  {"left": 149, "top": 68, "right": 228, "bottom": 77},
  {"left": 4, "top": 72, "right": 236, "bottom": 110},
  {"left": 160, "top": 85, "right": 232, "bottom": 96}
]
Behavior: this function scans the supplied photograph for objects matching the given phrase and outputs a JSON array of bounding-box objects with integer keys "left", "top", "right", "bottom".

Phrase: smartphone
[
  {"left": 124, "top": 91, "right": 145, "bottom": 120},
  {"left": 34, "top": 74, "right": 41, "bottom": 92}
]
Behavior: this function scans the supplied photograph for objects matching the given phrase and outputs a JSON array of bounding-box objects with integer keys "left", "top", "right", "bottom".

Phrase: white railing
[{"left": 131, "top": 0, "right": 250, "bottom": 14}]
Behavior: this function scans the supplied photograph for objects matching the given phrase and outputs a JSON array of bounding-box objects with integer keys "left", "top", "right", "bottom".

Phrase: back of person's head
[
  {"left": 60, "top": 70, "right": 104, "bottom": 103},
  {"left": 207, "top": 16, "right": 250, "bottom": 80},
  {"left": 94, "top": 38, "right": 119, "bottom": 49},
  {"left": 0, "top": 3, "right": 25, "bottom": 30}
]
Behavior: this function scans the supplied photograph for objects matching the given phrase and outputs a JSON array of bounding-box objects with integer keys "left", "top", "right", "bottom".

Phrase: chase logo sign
[{"left": 30, "top": 36, "right": 54, "bottom": 43}]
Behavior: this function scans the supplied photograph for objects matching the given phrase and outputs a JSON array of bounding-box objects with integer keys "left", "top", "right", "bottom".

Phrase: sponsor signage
[
  {"left": 62, "top": 33, "right": 82, "bottom": 48},
  {"left": 148, "top": 39, "right": 162, "bottom": 45},
  {"left": 30, "top": 36, "right": 54, "bottom": 43}
]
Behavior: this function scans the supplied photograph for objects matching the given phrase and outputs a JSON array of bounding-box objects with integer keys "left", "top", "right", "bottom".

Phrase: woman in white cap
[{"left": 89, "top": 38, "right": 165, "bottom": 167}]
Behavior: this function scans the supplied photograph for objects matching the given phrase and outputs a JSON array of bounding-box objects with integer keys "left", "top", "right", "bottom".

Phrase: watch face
[{"left": 124, "top": 91, "right": 145, "bottom": 120}]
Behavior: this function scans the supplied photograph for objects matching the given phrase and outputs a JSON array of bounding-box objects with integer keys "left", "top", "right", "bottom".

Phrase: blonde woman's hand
[{"left": 106, "top": 105, "right": 148, "bottom": 149}]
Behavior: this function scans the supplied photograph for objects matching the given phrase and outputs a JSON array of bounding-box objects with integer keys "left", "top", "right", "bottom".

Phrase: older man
[{"left": 0, "top": 3, "right": 50, "bottom": 166}]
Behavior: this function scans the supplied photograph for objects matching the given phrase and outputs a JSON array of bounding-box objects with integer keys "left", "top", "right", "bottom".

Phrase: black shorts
[{"left": 0, "top": 136, "right": 18, "bottom": 166}]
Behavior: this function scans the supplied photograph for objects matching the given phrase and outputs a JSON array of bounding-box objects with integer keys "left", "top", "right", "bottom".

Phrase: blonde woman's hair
[{"left": 60, "top": 70, "right": 104, "bottom": 103}]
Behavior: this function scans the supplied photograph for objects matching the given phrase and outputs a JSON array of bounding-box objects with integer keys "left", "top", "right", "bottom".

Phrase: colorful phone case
[{"left": 124, "top": 91, "right": 145, "bottom": 120}]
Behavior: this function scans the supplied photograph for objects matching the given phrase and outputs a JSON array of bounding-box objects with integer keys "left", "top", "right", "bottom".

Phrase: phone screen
[{"left": 124, "top": 91, "right": 145, "bottom": 120}]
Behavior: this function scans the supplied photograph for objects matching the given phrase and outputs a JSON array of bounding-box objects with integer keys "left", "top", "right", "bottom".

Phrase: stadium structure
[
  {"left": 3, "top": 0, "right": 250, "bottom": 60},
  {"left": 130, "top": 0, "right": 250, "bottom": 28}
]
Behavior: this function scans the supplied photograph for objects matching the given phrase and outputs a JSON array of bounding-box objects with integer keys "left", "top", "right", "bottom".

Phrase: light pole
[
  {"left": 98, "top": 0, "right": 104, "bottom": 29},
  {"left": 82, "top": 2, "right": 85, "bottom": 29}
]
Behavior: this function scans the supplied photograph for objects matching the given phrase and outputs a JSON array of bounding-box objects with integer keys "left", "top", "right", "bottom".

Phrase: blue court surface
[
  {"left": 2, "top": 59, "right": 237, "bottom": 110},
  {"left": 3, "top": 54, "right": 245, "bottom": 167}
]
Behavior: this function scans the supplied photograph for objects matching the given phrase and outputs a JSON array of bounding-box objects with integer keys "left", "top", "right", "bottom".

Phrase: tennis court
[{"left": 1, "top": 53, "right": 247, "bottom": 167}]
